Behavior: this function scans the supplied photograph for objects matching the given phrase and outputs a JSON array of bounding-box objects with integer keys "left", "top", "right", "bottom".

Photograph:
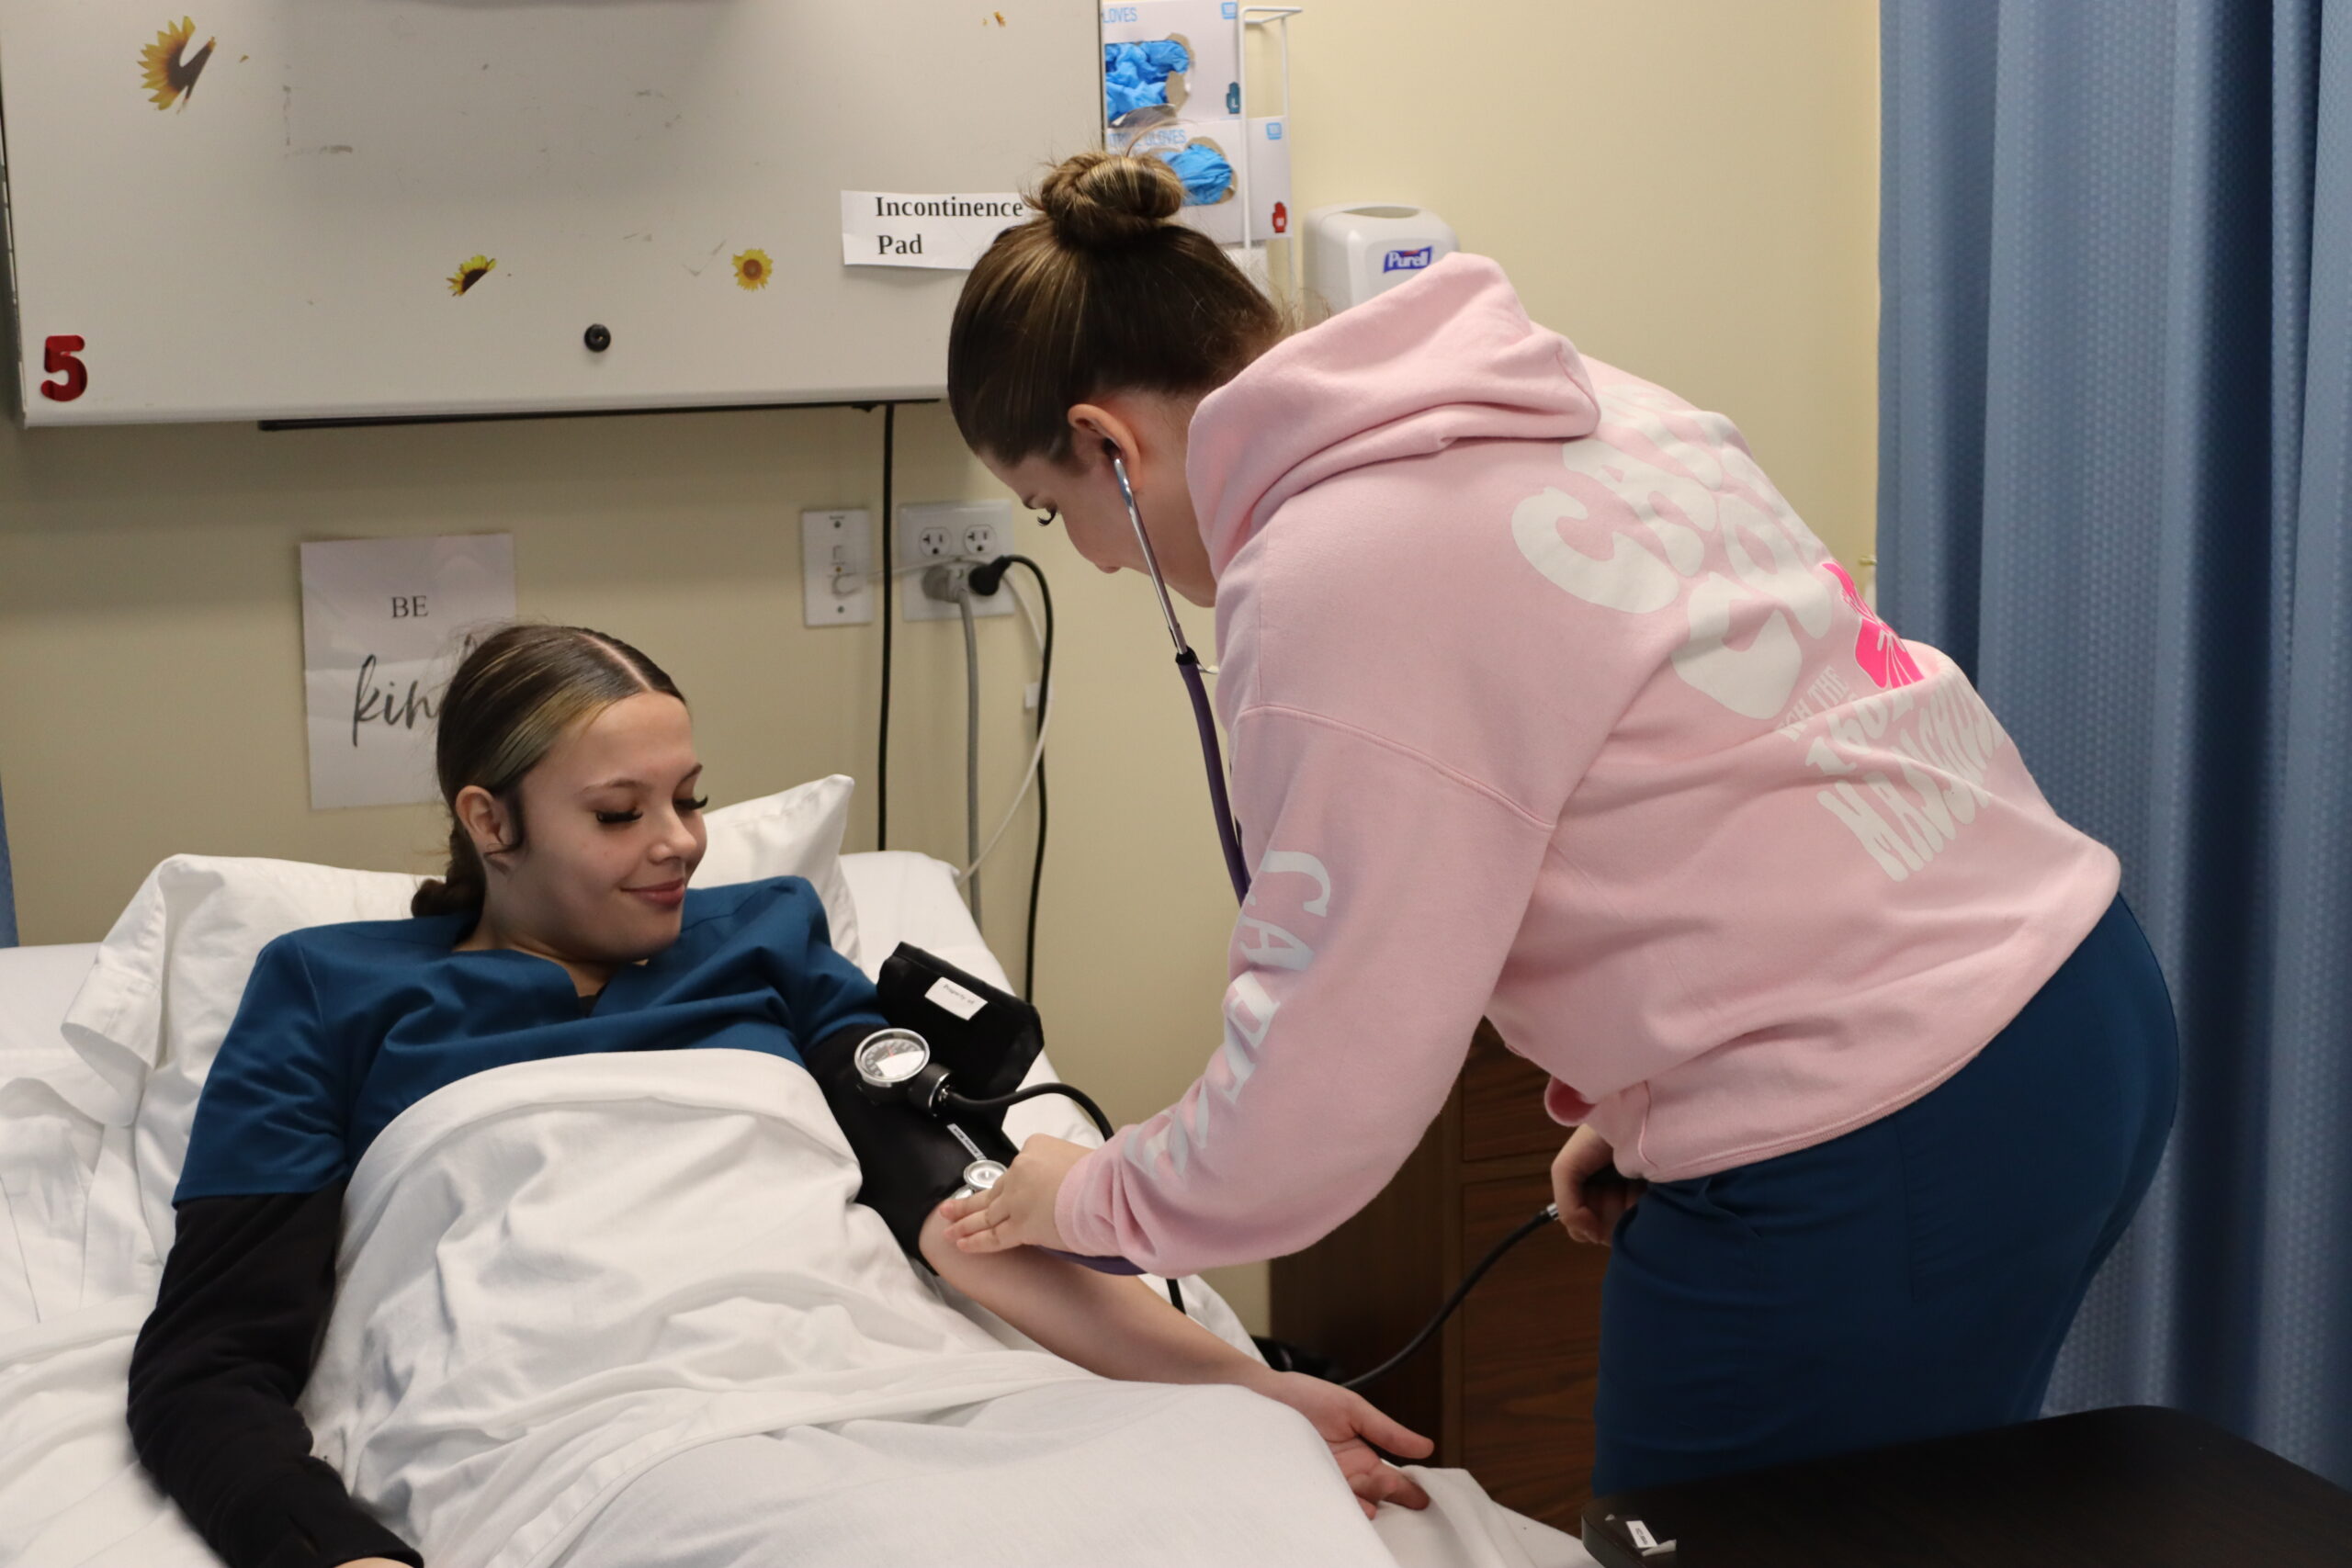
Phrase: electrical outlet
[
  {"left": 899, "top": 501, "right": 1014, "bottom": 622},
  {"left": 799, "top": 508, "right": 874, "bottom": 626}
]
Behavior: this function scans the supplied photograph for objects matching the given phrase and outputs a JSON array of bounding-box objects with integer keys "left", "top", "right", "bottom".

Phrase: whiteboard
[{"left": 0, "top": 2, "right": 1101, "bottom": 425}]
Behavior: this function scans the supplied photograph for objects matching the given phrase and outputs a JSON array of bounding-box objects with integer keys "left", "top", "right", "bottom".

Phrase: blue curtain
[
  {"left": 1881, "top": 1, "right": 2352, "bottom": 1485},
  {"left": 0, "top": 780, "right": 14, "bottom": 948}
]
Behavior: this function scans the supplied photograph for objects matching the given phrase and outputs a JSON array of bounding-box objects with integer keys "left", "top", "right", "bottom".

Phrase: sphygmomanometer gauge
[{"left": 853, "top": 1028, "right": 933, "bottom": 1103}]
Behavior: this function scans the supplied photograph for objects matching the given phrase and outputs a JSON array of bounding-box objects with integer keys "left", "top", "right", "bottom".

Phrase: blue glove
[
  {"left": 1161, "top": 141, "right": 1235, "bottom": 205},
  {"left": 1103, "top": 39, "right": 1193, "bottom": 118},
  {"left": 1136, "top": 39, "right": 1191, "bottom": 73}
]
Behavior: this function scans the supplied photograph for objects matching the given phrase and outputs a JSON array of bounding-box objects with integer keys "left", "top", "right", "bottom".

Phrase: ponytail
[{"left": 411, "top": 822, "right": 491, "bottom": 919}]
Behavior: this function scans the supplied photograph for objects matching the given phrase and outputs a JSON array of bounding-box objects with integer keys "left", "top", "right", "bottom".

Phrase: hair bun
[{"left": 1033, "top": 151, "right": 1185, "bottom": 249}]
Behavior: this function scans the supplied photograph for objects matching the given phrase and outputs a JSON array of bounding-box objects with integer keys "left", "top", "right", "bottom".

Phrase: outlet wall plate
[
  {"left": 899, "top": 500, "right": 1015, "bottom": 621},
  {"left": 800, "top": 508, "right": 875, "bottom": 626}
]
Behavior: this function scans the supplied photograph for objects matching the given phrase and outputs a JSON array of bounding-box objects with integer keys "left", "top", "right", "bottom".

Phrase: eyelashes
[
  {"left": 1033, "top": 509, "right": 1059, "bottom": 527},
  {"left": 596, "top": 795, "right": 708, "bottom": 827}
]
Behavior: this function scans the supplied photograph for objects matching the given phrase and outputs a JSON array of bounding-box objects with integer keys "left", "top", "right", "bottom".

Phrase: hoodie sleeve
[{"left": 1053, "top": 703, "right": 1556, "bottom": 1276}]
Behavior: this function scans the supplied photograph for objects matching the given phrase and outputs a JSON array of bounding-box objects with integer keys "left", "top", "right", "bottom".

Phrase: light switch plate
[{"left": 800, "top": 508, "right": 875, "bottom": 626}]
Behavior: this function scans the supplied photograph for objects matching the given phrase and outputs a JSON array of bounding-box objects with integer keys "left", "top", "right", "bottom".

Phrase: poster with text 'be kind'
[{"left": 300, "top": 535, "right": 515, "bottom": 810}]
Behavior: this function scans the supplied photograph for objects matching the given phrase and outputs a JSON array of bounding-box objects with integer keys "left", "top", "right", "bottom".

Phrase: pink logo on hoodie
[{"left": 1823, "top": 562, "right": 1921, "bottom": 689}]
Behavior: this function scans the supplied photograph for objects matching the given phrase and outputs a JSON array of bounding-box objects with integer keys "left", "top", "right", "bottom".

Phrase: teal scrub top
[{"left": 175, "top": 875, "right": 884, "bottom": 1201}]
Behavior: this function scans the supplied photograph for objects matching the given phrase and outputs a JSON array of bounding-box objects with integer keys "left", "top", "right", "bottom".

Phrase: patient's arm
[
  {"left": 918, "top": 1206, "right": 1433, "bottom": 1517},
  {"left": 130, "top": 1187, "right": 425, "bottom": 1568}
]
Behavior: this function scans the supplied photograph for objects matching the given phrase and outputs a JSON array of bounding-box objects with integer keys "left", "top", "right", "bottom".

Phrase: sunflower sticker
[
  {"left": 447, "top": 255, "right": 496, "bottom": 297},
  {"left": 732, "top": 248, "right": 774, "bottom": 290},
  {"left": 140, "top": 17, "right": 216, "bottom": 111}
]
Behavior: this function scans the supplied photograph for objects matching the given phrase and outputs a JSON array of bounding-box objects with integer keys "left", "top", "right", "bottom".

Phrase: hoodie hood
[{"left": 1186, "top": 253, "right": 1601, "bottom": 578}]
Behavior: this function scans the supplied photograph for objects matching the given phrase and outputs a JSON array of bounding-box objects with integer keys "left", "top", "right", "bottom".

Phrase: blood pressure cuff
[
  {"left": 802, "top": 944, "right": 1043, "bottom": 1263},
  {"left": 872, "top": 944, "right": 1046, "bottom": 1109},
  {"left": 808, "top": 1054, "right": 1015, "bottom": 1266}
]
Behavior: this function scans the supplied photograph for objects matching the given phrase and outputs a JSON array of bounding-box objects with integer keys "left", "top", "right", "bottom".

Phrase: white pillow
[
  {"left": 695, "top": 776, "right": 861, "bottom": 960},
  {"left": 0, "top": 942, "right": 118, "bottom": 1122},
  {"left": 60, "top": 773, "right": 858, "bottom": 1251}
]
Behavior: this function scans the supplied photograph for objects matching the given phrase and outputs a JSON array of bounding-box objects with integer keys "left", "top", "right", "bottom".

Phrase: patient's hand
[
  {"left": 1246, "top": 1370, "right": 1434, "bottom": 1519},
  {"left": 919, "top": 1208, "right": 1432, "bottom": 1517}
]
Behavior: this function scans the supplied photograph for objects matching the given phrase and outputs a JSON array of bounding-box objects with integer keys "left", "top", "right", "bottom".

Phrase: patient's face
[{"left": 491, "top": 694, "right": 708, "bottom": 966}]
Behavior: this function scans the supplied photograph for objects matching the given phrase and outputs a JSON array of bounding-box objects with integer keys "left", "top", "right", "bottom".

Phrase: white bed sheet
[
  {"left": 0, "top": 942, "right": 151, "bottom": 1338},
  {"left": 0, "top": 853, "right": 1591, "bottom": 1568}
]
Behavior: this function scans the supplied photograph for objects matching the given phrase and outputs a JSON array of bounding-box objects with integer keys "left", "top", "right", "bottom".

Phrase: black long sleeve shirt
[{"left": 128, "top": 1186, "right": 424, "bottom": 1568}]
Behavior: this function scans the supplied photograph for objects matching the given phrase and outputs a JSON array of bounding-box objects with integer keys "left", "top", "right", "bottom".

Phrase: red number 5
[{"left": 40, "top": 334, "right": 87, "bottom": 402}]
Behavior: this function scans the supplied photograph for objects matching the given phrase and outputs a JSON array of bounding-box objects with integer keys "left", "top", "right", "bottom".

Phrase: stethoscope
[{"left": 1107, "top": 445, "right": 1252, "bottom": 903}]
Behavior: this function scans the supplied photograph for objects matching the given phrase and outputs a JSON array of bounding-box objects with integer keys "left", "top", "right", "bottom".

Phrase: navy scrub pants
[{"left": 1590, "top": 893, "right": 2179, "bottom": 1495}]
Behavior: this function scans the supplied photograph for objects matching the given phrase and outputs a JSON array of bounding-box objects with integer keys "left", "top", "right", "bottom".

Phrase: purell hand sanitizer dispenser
[{"left": 1302, "top": 204, "right": 1459, "bottom": 315}]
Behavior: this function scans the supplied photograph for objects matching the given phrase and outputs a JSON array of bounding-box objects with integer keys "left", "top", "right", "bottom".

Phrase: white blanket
[
  {"left": 0, "top": 1055, "right": 1588, "bottom": 1568},
  {"left": 303, "top": 1048, "right": 1506, "bottom": 1568}
]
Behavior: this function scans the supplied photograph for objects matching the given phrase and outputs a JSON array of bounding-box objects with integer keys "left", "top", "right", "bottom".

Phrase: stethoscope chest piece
[{"left": 950, "top": 1158, "right": 1008, "bottom": 1202}]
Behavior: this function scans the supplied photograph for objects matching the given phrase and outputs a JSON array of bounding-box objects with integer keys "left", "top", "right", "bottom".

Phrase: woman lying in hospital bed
[{"left": 127, "top": 624, "right": 1434, "bottom": 1568}]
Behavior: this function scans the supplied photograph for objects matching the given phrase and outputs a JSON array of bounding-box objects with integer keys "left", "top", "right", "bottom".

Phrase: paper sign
[
  {"left": 300, "top": 534, "right": 516, "bottom": 810},
  {"left": 841, "top": 192, "right": 1035, "bottom": 270},
  {"left": 925, "top": 976, "right": 988, "bottom": 1020}
]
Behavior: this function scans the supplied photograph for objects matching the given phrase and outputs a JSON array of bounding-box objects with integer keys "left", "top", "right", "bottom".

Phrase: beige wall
[
  {"left": 1282, "top": 1, "right": 1882, "bottom": 571},
  {"left": 0, "top": 2, "right": 1878, "bottom": 1334}
]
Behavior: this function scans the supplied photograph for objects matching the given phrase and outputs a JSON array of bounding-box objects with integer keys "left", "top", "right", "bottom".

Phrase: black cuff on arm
[
  {"left": 802, "top": 1021, "right": 1015, "bottom": 1265},
  {"left": 130, "top": 1187, "right": 424, "bottom": 1568}
]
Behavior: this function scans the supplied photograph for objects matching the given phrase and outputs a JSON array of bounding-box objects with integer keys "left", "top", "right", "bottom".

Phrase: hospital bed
[{"left": 0, "top": 847, "right": 1591, "bottom": 1568}]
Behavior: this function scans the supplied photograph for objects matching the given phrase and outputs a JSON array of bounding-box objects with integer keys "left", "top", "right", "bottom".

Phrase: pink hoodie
[{"left": 1054, "top": 254, "right": 2120, "bottom": 1277}]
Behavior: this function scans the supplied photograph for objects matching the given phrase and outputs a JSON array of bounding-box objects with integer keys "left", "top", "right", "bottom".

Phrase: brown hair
[
  {"left": 412, "top": 624, "right": 685, "bottom": 919},
  {"left": 947, "top": 151, "right": 1286, "bottom": 466}
]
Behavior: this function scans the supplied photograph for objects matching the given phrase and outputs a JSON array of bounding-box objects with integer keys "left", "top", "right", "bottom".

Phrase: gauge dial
[{"left": 854, "top": 1029, "right": 932, "bottom": 1088}]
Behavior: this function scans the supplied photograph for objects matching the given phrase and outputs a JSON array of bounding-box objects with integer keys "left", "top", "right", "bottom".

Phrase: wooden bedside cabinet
[{"left": 1270, "top": 1021, "right": 1608, "bottom": 1532}]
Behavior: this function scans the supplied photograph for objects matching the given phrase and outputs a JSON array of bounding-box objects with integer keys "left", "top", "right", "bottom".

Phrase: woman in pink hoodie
[{"left": 938, "top": 152, "right": 2177, "bottom": 1496}]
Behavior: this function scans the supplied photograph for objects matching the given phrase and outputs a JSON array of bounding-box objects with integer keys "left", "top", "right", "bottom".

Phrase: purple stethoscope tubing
[
  {"left": 1110, "top": 451, "right": 1252, "bottom": 906},
  {"left": 1178, "top": 651, "right": 1250, "bottom": 904}
]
